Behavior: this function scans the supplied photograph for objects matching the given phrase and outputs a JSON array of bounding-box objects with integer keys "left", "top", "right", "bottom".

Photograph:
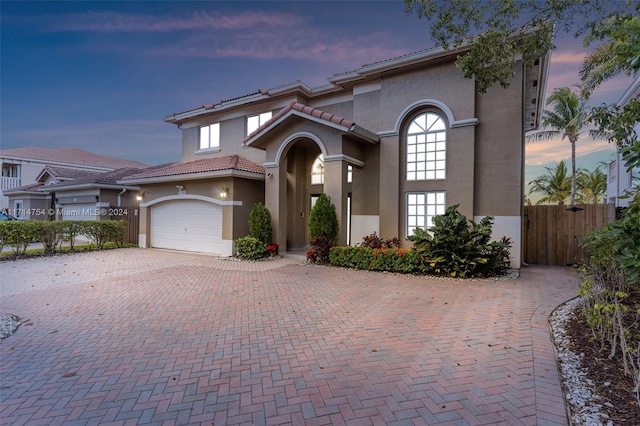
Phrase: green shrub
[
  {"left": 407, "top": 205, "right": 511, "bottom": 278},
  {"left": 330, "top": 246, "right": 420, "bottom": 273},
  {"left": 36, "top": 221, "right": 64, "bottom": 254},
  {"left": 308, "top": 194, "right": 339, "bottom": 263},
  {"left": 235, "top": 236, "right": 266, "bottom": 260},
  {"left": 0, "top": 221, "right": 8, "bottom": 253},
  {"left": 83, "top": 220, "right": 126, "bottom": 249},
  {"left": 61, "top": 221, "right": 84, "bottom": 250},
  {"left": 249, "top": 202, "right": 272, "bottom": 244},
  {"left": 2, "top": 221, "right": 39, "bottom": 256}
]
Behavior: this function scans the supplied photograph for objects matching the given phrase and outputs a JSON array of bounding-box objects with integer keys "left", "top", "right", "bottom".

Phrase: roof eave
[
  {"left": 617, "top": 74, "right": 640, "bottom": 107},
  {"left": 40, "top": 184, "right": 140, "bottom": 192},
  {"left": 532, "top": 50, "right": 552, "bottom": 131},
  {"left": 118, "top": 169, "right": 265, "bottom": 185},
  {"left": 166, "top": 92, "right": 272, "bottom": 124}
]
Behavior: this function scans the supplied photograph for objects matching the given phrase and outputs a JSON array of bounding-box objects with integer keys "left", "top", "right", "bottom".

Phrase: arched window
[
  {"left": 311, "top": 154, "right": 324, "bottom": 185},
  {"left": 406, "top": 112, "right": 446, "bottom": 180}
]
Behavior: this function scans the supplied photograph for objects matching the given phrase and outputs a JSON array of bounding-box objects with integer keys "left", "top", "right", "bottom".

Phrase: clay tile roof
[
  {"left": 121, "top": 155, "right": 265, "bottom": 181},
  {"left": 244, "top": 101, "right": 355, "bottom": 142},
  {"left": 45, "top": 167, "right": 145, "bottom": 189},
  {"left": 0, "top": 147, "right": 148, "bottom": 169},
  {"left": 3, "top": 182, "right": 44, "bottom": 194},
  {"left": 38, "top": 165, "right": 100, "bottom": 181}
]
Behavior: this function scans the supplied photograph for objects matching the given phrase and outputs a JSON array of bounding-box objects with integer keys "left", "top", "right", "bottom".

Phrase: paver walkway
[{"left": 0, "top": 249, "right": 578, "bottom": 425}]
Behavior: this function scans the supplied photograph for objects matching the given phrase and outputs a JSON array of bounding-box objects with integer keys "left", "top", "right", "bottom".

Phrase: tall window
[
  {"left": 311, "top": 154, "right": 324, "bottom": 185},
  {"left": 347, "top": 165, "right": 353, "bottom": 183},
  {"left": 199, "top": 123, "right": 220, "bottom": 150},
  {"left": 246, "top": 111, "right": 272, "bottom": 136},
  {"left": 407, "top": 191, "right": 445, "bottom": 237},
  {"left": 406, "top": 112, "right": 446, "bottom": 180}
]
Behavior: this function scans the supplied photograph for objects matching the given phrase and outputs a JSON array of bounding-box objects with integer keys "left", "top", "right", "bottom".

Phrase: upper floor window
[
  {"left": 199, "top": 123, "right": 220, "bottom": 150},
  {"left": 311, "top": 154, "right": 324, "bottom": 185},
  {"left": 246, "top": 111, "right": 272, "bottom": 136},
  {"left": 347, "top": 165, "right": 353, "bottom": 183},
  {"left": 406, "top": 112, "right": 446, "bottom": 181}
]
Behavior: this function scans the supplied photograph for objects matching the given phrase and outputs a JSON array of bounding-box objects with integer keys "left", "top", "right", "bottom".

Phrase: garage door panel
[
  {"left": 62, "top": 203, "right": 97, "bottom": 221},
  {"left": 150, "top": 200, "right": 223, "bottom": 254}
]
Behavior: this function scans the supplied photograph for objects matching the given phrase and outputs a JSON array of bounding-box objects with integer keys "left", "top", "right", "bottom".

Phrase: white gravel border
[{"left": 549, "top": 297, "right": 612, "bottom": 426}]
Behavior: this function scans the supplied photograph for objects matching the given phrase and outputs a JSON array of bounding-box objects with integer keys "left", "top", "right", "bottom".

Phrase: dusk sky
[{"left": 1, "top": 1, "right": 633, "bottom": 186}]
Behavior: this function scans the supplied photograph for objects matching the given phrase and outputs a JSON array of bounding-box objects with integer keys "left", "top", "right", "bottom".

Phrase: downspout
[{"left": 117, "top": 188, "right": 126, "bottom": 207}]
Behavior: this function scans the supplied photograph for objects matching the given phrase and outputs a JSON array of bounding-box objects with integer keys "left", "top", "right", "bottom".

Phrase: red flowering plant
[
  {"left": 306, "top": 247, "right": 318, "bottom": 263},
  {"left": 265, "top": 244, "right": 279, "bottom": 257}
]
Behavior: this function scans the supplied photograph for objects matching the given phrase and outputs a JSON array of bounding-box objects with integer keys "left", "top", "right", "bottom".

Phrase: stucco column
[
  {"left": 138, "top": 205, "right": 149, "bottom": 248},
  {"left": 265, "top": 165, "right": 287, "bottom": 251},
  {"left": 323, "top": 159, "right": 347, "bottom": 246},
  {"left": 379, "top": 135, "right": 400, "bottom": 239}
]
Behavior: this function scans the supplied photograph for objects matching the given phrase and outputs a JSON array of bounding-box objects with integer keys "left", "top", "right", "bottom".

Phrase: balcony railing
[{"left": 1, "top": 176, "right": 21, "bottom": 191}]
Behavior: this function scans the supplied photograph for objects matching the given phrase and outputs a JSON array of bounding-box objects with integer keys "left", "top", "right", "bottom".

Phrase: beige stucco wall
[
  {"left": 474, "top": 65, "right": 525, "bottom": 218},
  {"left": 180, "top": 116, "right": 267, "bottom": 166},
  {"left": 137, "top": 176, "right": 264, "bottom": 250}
]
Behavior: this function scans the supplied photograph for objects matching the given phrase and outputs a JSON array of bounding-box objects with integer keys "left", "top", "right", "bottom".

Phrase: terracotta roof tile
[
  {"left": 170, "top": 90, "right": 265, "bottom": 117},
  {"left": 244, "top": 101, "right": 355, "bottom": 142},
  {"left": 3, "top": 182, "right": 44, "bottom": 194},
  {"left": 37, "top": 165, "right": 99, "bottom": 181},
  {"left": 0, "top": 147, "right": 149, "bottom": 169},
  {"left": 122, "top": 155, "right": 264, "bottom": 180},
  {"left": 45, "top": 167, "right": 145, "bottom": 189}
]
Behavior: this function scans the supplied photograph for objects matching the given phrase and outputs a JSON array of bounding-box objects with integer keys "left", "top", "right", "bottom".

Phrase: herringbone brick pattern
[{"left": 0, "top": 249, "right": 577, "bottom": 425}]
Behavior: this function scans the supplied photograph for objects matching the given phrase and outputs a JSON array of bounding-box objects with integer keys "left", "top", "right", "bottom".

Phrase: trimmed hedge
[
  {"left": 329, "top": 246, "right": 420, "bottom": 273},
  {"left": 0, "top": 220, "right": 127, "bottom": 256},
  {"left": 234, "top": 236, "right": 266, "bottom": 260}
]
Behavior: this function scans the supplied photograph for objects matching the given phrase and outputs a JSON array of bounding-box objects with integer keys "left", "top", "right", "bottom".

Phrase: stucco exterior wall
[
  {"left": 181, "top": 117, "right": 267, "bottom": 165},
  {"left": 474, "top": 65, "right": 525, "bottom": 217}
]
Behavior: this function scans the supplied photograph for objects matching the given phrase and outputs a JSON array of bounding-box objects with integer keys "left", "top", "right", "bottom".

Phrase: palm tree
[
  {"left": 576, "top": 166, "right": 607, "bottom": 204},
  {"left": 528, "top": 160, "right": 572, "bottom": 205},
  {"left": 527, "top": 87, "right": 590, "bottom": 207}
]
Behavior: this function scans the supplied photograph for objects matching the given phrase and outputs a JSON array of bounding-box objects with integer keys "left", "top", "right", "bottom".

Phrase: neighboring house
[
  {"left": 0, "top": 146, "right": 149, "bottom": 212},
  {"left": 4, "top": 167, "right": 145, "bottom": 221},
  {"left": 121, "top": 44, "right": 550, "bottom": 267},
  {"left": 607, "top": 74, "right": 640, "bottom": 209},
  {"left": 3, "top": 166, "right": 98, "bottom": 220}
]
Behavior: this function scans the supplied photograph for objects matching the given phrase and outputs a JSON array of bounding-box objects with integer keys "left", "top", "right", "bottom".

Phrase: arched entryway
[{"left": 283, "top": 138, "right": 323, "bottom": 250}]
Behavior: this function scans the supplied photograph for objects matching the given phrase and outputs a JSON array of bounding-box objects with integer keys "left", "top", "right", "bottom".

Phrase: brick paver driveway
[{"left": 0, "top": 249, "right": 578, "bottom": 425}]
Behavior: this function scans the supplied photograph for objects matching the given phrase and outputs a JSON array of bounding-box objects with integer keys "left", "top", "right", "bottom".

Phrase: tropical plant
[
  {"left": 407, "top": 205, "right": 511, "bottom": 278},
  {"left": 576, "top": 166, "right": 607, "bottom": 204},
  {"left": 528, "top": 160, "right": 572, "bottom": 205},
  {"left": 527, "top": 88, "right": 594, "bottom": 206}
]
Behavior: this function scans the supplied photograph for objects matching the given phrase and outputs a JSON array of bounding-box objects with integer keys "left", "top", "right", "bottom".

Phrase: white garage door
[
  {"left": 150, "top": 200, "right": 223, "bottom": 254},
  {"left": 62, "top": 203, "right": 97, "bottom": 221}
]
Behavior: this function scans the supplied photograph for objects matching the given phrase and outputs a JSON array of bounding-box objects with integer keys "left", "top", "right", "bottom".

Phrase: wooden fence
[
  {"left": 523, "top": 204, "right": 616, "bottom": 266},
  {"left": 111, "top": 206, "right": 139, "bottom": 245}
]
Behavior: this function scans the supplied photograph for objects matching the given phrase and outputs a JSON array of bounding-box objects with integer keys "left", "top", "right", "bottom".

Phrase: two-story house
[
  {"left": 607, "top": 74, "right": 640, "bottom": 210},
  {"left": 120, "top": 44, "right": 550, "bottom": 267},
  {"left": 1, "top": 147, "right": 149, "bottom": 217}
]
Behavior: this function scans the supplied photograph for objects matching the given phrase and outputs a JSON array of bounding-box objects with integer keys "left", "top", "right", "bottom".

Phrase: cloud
[
  {"left": 41, "top": 10, "right": 305, "bottom": 33},
  {"left": 550, "top": 50, "right": 588, "bottom": 66},
  {"left": 152, "top": 29, "right": 407, "bottom": 64},
  {"left": 526, "top": 136, "right": 614, "bottom": 167}
]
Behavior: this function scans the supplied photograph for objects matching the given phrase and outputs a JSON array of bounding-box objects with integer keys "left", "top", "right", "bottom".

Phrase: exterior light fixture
[{"left": 220, "top": 188, "right": 229, "bottom": 199}]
